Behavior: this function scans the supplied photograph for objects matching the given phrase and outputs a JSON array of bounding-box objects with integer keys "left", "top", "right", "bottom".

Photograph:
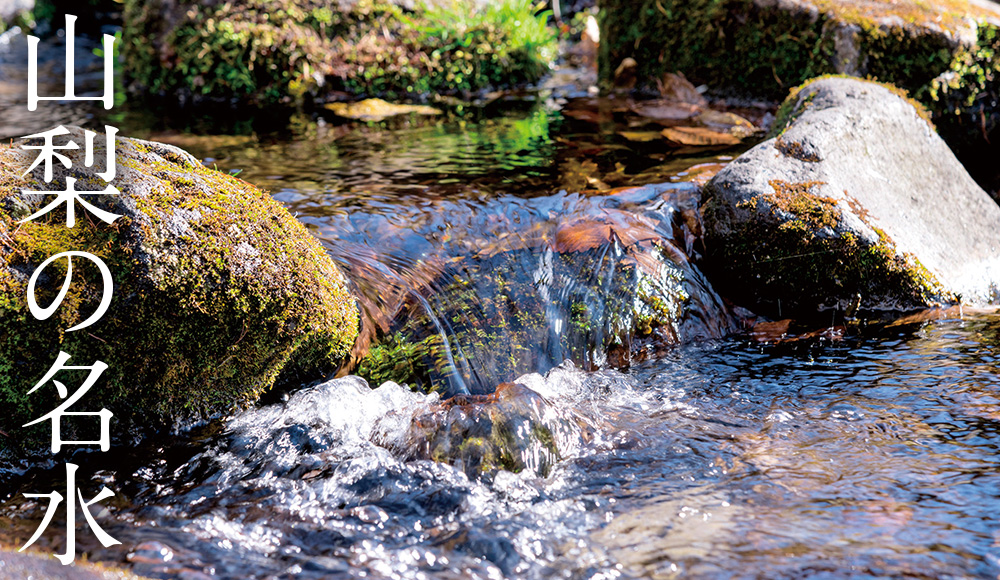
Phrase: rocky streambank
[
  {"left": 598, "top": 0, "right": 1000, "bottom": 186},
  {"left": 120, "top": 0, "right": 557, "bottom": 106}
]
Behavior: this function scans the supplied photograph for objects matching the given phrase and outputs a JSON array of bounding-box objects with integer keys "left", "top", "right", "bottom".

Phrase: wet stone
[{"left": 700, "top": 76, "right": 1000, "bottom": 319}]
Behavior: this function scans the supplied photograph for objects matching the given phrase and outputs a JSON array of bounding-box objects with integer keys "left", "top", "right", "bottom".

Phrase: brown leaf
[
  {"left": 613, "top": 57, "right": 638, "bottom": 89},
  {"left": 554, "top": 210, "right": 663, "bottom": 253},
  {"left": 696, "top": 109, "right": 759, "bottom": 138},
  {"left": 618, "top": 130, "right": 663, "bottom": 142},
  {"left": 554, "top": 220, "right": 613, "bottom": 253},
  {"left": 661, "top": 126, "right": 742, "bottom": 147},
  {"left": 752, "top": 320, "right": 845, "bottom": 343},
  {"left": 675, "top": 162, "right": 729, "bottom": 187},
  {"left": 323, "top": 98, "right": 441, "bottom": 121},
  {"left": 751, "top": 319, "right": 793, "bottom": 342},
  {"left": 886, "top": 305, "right": 998, "bottom": 327}
]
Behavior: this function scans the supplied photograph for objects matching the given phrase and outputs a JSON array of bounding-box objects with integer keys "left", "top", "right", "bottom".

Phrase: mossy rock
[
  {"left": 121, "top": 0, "right": 557, "bottom": 106},
  {"left": 0, "top": 127, "right": 358, "bottom": 456},
  {"left": 700, "top": 77, "right": 1000, "bottom": 319},
  {"left": 392, "top": 381, "right": 589, "bottom": 478},
  {"left": 597, "top": 0, "right": 1000, "bottom": 151},
  {"left": 357, "top": 201, "right": 735, "bottom": 395}
]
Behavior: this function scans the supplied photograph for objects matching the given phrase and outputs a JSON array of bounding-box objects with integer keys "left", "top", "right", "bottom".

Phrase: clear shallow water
[
  {"left": 4, "top": 318, "right": 1000, "bottom": 579},
  {"left": 3, "top": 24, "right": 1000, "bottom": 580}
]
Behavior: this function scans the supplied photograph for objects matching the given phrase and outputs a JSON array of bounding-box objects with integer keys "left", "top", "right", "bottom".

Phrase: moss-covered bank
[
  {"left": 598, "top": 0, "right": 1000, "bottom": 150},
  {"left": 0, "top": 128, "right": 358, "bottom": 456},
  {"left": 121, "top": 0, "right": 557, "bottom": 106}
]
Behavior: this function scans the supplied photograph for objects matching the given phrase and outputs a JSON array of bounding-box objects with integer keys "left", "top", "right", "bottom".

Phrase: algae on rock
[
  {"left": 0, "top": 127, "right": 358, "bottom": 455},
  {"left": 357, "top": 201, "right": 735, "bottom": 395}
]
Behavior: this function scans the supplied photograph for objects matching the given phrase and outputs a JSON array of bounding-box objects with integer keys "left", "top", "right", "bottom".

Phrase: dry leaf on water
[
  {"left": 618, "top": 131, "right": 664, "bottom": 142},
  {"left": 696, "top": 109, "right": 759, "bottom": 138},
  {"left": 656, "top": 72, "right": 708, "bottom": 107},
  {"left": 323, "top": 98, "right": 441, "bottom": 121},
  {"left": 661, "top": 126, "right": 742, "bottom": 146}
]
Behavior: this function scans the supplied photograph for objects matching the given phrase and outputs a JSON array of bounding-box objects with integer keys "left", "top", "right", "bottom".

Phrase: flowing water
[{"left": 3, "top": 25, "right": 1000, "bottom": 580}]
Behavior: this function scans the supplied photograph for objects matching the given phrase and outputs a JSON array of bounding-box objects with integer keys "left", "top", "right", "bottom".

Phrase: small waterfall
[{"left": 320, "top": 182, "right": 736, "bottom": 395}]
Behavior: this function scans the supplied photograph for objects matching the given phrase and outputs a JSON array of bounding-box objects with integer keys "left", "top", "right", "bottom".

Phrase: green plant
[{"left": 122, "top": 0, "right": 558, "bottom": 105}]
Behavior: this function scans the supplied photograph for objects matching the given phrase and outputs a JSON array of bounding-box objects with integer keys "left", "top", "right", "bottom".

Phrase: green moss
[
  {"left": 355, "top": 241, "right": 689, "bottom": 394},
  {"left": 762, "top": 179, "right": 838, "bottom": 230},
  {"left": 122, "top": 0, "right": 557, "bottom": 105},
  {"left": 0, "top": 137, "right": 359, "bottom": 455},
  {"left": 0, "top": 9, "right": 33, "bottom": 33},
  {"left": 408, "top": 383, "right": 568, "bottom": 477},
  {"left": 702, "top": 180, "right": 947, "bottom": 319},
  {"left": 599, "top": 0, "right": 836, "bottom": 98}
]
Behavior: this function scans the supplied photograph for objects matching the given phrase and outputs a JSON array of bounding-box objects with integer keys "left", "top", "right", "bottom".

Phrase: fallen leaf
[
  {"left": 323, "top": 98, "right": 441, "bottom": 121},
  {"left": 751, "top": 319, "right": 792, "bottom": 341},
  {"left": 554, "top": 221, "right": 613, "bottom": 253},
  {"left": 661, "top": 126, "right": 742, "bottom": 147},
  {"left": 696, "top": 109, "right": 759, "bottom": 138},
  {"left": 618, "top": 130, "right": 663, "bottom": 142},
  {"left": 613, "top": 57, "right": 638, "bottom": 89},
  {"left": 657, "top": 72, "right": 708, "bottom": 107},
  {"left": 561, "top": 108, "right": 609, "bottom": 124},
  {"left": 674, "top": 162, "right": 729, "bottom": 187},
  {"left": 885, "top": 305, "right": 999, "bottom": 327},
  {"left": 751, "top": 319, "right": 845, "bottom": 343},
  {"left": 554, "top": 210, "right": 663, "bottom": 253}
]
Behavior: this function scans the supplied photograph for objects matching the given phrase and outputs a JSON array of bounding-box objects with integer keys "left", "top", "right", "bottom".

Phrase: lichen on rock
[
  {"left": 0, "top": 127, "right": 358, "bottom": 456},
  {"left": 699, "top": 76, "right": 1000, "bottom": 319}
]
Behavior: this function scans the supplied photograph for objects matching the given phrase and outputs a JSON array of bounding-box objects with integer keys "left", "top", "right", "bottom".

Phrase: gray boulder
[{"left": 700, "top": 76, "right": 1000, "bottom": 318}]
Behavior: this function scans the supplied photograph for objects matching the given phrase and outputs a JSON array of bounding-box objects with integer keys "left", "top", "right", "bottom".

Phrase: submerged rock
[
  {"left": 0, "top": 127, "right": 358, "bottom": 455},
  {"left": 598, "top": 0, "right": 1000, "bottom": 151},
  {"left": 391, "top": 381, "right": 593, "bottom": 478},
  {"left": 354, "top": 185, "right": 735, "bottom": 395},
  {"left": 700, "top": 77, "right": 1000, "bottom": 318},
  {"left": 121, "top": 0, "right": 556, "bottom": 106}
]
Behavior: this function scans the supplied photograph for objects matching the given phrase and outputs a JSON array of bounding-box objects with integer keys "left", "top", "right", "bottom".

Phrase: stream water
[{"left": 2, "top": 24, "right": 1000, "bottom": 580}]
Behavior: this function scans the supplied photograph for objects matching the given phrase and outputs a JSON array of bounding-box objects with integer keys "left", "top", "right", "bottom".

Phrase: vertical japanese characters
[{"left": 16, "top": 14, "right": 122, "bottom": 566}]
